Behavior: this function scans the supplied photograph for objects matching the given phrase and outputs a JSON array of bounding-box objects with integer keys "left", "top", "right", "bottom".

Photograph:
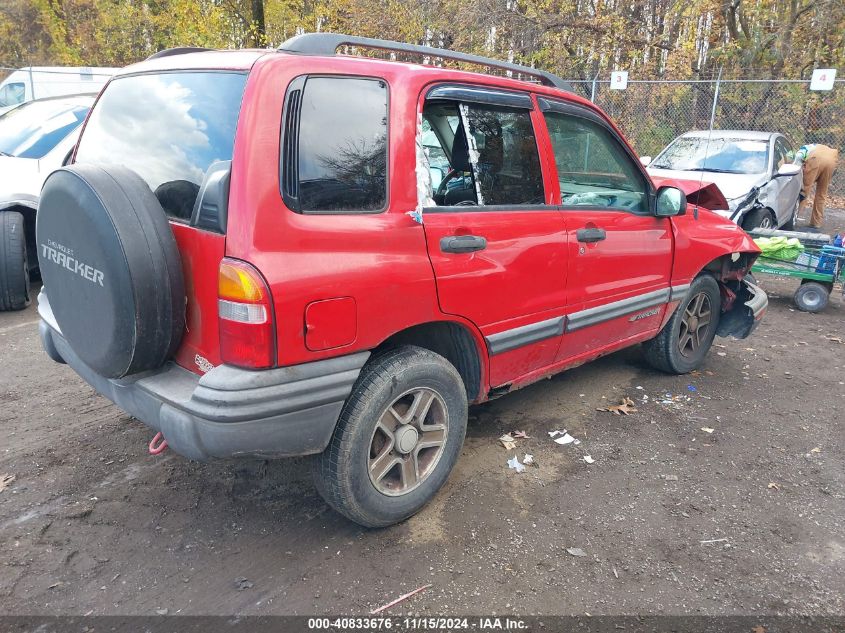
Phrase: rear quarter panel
[{"left": 224, "top": 56, "right": 449, "bottom": 368}]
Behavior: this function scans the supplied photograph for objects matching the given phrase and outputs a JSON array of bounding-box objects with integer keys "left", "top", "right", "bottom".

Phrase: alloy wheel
[
  {"left": 368, "top": 387, "right": 448, "bottom": 496},
  {"left": 678, "top": 291, "right": 712, "bottom": 357}
]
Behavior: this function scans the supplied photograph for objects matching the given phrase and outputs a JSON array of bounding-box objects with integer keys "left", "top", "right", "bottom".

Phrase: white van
[{"left": 0, "top": 66, "right": 118, "bottom": 114}]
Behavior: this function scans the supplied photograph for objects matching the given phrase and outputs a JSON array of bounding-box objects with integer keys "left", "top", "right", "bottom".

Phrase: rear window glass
[
  {"left": 75, "top": 71, "right": 247, "bottom": 220},
  {"left": 0, "top": 98, "right": 89, "bottom": 159},
  {"left": 288, "top": 76, "right": 388, "bottom": 213}
]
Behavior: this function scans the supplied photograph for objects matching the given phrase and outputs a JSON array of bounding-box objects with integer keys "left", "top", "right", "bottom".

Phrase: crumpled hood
[
  {"left": 0, "top": 156, "right": 43, "bottom": 201},
  {"left": 649, "top": 175, "right": 731, "bottom": 211},
  {"left": 649, "top": 168, "right": 765, "bottom": 209}
]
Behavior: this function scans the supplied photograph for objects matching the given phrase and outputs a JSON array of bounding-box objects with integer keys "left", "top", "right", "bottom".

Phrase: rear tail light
[{"left": 218, "top": 258, "right": 275, "bottom": 368}]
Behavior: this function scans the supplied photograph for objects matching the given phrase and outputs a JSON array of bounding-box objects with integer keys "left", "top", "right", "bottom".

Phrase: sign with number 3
[{"left": 610, "top": 71, "right": 628, "bottom": 90}]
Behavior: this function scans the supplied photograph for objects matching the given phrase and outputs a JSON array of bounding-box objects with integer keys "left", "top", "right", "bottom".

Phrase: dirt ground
[{"left": 1, "top": 211, "right": 844, "bottom": 618}]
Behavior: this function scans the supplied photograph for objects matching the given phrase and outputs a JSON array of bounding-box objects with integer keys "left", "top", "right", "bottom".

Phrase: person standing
[{"left": 793, "top": 144, "right": 839, "bottom": 229}]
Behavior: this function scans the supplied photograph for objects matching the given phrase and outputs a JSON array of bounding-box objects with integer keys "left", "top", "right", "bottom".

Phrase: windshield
[
  {"left": 651, "top": 136, "right": 769, "bottom": 174},
  {"left": 75, "top": 71, "right": 247, "bottom": 220},
  {"left": 0, "top": 98, "right": 89, "bottom": 159}
]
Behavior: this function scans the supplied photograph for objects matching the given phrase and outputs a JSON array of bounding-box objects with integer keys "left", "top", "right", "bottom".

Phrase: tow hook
[{"left": 148, "top": 432, "right": 168, "bottom": 455}]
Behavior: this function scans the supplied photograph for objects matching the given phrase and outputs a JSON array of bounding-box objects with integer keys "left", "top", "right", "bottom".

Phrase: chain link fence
[
  {"left": 570, "top": 78, "right": 845, "bottom": 195},
  {"left": 2, "top": 65, "right": 842, "bottom": 194}
]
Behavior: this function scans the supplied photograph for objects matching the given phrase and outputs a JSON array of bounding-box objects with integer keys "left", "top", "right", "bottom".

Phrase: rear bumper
[{"left": 38, "top": 291, "right": 369, "bottom": 461}]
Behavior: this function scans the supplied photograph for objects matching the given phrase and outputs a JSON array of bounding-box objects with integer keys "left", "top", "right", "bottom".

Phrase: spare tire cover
[{"left": 36, "top": 164, "right": 185, "bottom": 378}]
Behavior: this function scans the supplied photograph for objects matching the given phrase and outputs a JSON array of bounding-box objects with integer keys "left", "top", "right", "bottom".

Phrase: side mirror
[
  {"left": 639, "top": 155, "right": 652, "bottom": 167},
  {"left": 655, "top": 186, "right": 687, "bottom": 217},
  {"left": 775, "top": 163, "right": 801, "bottom": 177}
]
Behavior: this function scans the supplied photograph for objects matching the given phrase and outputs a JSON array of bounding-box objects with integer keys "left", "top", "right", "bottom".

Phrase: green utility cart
[{"left": 749, "top": 229, "right": 845, "bottom": 313}]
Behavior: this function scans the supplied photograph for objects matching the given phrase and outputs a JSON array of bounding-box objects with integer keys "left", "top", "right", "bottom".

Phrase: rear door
[
  {"left": 536, "top": 98, "right": 673, "bottom": 361},
  {"left": 419, "top": 86, "right": 568, "bottom": 388}
]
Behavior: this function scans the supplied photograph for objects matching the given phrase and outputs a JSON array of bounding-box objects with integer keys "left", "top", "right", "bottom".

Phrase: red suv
[{"left": 36, "top": 34, "right": 766, "bottom": 527}]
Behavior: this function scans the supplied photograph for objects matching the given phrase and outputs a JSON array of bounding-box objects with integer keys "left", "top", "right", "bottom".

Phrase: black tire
[
  {"left": 36, "top": 164, "right": 185, "bottom": 378},
  {"left": 794, "top": 281, "right": 829, "bottom": 313},
  {"left": 643, "top": 275, "right": 721, "bottom": 374},
  {"left": 313, "top": 345, "right": 468, "bottom": 528},
  {"left": 742, "top": 207, "right": 775, "bottom": 231},
  {"left": 0, "top": 211, "right": 30, "bottom": 311}
]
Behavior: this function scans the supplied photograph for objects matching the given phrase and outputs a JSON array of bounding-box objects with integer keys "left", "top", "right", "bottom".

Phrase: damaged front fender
[{"left": 716, "top": 278, "right": 767, "bottom": 339}]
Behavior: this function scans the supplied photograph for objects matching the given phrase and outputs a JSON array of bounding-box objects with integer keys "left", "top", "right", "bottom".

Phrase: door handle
[
  {"left": 440, "top": 235, "right": 487, "bottom": 254},
  {"left": 576, "top": 228, "right": 606, "bottom": 243}
]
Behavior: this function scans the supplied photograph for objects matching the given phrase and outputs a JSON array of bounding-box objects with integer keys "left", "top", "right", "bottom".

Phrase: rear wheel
[
  {"left": 313, "top": 345, "right": 468, "bottom": 528},
  {"left": 0, "top": 211, "right": 30, "bottom": 311},
  {"left": 794, "top": 281, "right": 829, "bottom": 313},
  {"left": 643, "top": 275, "right": 721, "bottom": 374},
  {"left": 742, "top": 207, "right": 775, "bottom": 231}
]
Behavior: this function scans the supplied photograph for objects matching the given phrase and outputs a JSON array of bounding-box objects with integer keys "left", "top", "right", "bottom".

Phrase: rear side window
[
  {"left": 75, "top": 71, "right": 247, "bottom": 221},
  {"left": 544, "top": 112, "right": 648, "bottom": 212},
  {"left": 465, "top": 104, "right": 544, "bottom": 205},
  {"left": 283, "top": 76, "right": 388, "bottom": 213},
  {"left": 422, "top": 101, "right": 544, "bottom": 207}
]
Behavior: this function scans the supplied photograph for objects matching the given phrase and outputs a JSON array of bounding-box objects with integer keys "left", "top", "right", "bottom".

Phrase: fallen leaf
[
  {"left": 499, "top": 434, "right": 516, "bottom": 450},
  {"left": 752, "top": 625, "right": 767, "bottom": 633},
  {"left": 0, "top": 474, "right": 16, "bottom": 494},
  {"left": 768, "top": 482, "right": 781, "bottom": 490},
  {"left": 598, "top": 397, "right": 637, "bottom": 415}
]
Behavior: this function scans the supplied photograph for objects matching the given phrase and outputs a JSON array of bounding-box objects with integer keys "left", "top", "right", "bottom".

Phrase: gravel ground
[{"left": 0, "top": 210, "right": 843, "bottom": 617}]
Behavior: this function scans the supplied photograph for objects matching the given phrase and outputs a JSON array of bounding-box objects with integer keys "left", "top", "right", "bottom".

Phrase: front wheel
[
  {"left": 742, "top": 207, "right": 775, "bottom": 231},
  {"left": 643, "top": 275, "right": 721, "bottom": 374},
  {"left": 313, "top": 345, "right": 468, "bottom": 527},
  {"left": 0, "top": 211, "right": 30, "bottom": 311}
]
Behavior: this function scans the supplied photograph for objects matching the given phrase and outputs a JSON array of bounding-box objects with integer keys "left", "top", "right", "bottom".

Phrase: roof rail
[
  {"left": 278, "top": 33, "right": 571, "bottom": 92},
  {"left": 146, "top": 47, "right": 212, "bottom": 61}
]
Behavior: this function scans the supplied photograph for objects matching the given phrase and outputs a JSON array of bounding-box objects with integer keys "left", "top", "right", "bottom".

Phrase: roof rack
[
  {"left": 278, "top": 33, "right": 571, "bottom": 92},
  {"left": 146, "top": 47, "right": 212, "bottom": 61}
]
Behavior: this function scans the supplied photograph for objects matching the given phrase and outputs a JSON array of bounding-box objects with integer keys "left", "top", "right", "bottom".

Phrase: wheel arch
[
  {"left": 374, "top": 319, "right": 487, "bottom": 403},
  {"left": 700, "top": 251, "right": 758, "bottom": 283}
]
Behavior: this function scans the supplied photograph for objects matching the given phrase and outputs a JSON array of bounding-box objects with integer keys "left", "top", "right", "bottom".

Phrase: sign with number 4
[
  {"left": 610, "top": 71, "right": 628, "bottom": 90},
  {"left": 810, "top": 68, "right": 836, "bottom": 91}
]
